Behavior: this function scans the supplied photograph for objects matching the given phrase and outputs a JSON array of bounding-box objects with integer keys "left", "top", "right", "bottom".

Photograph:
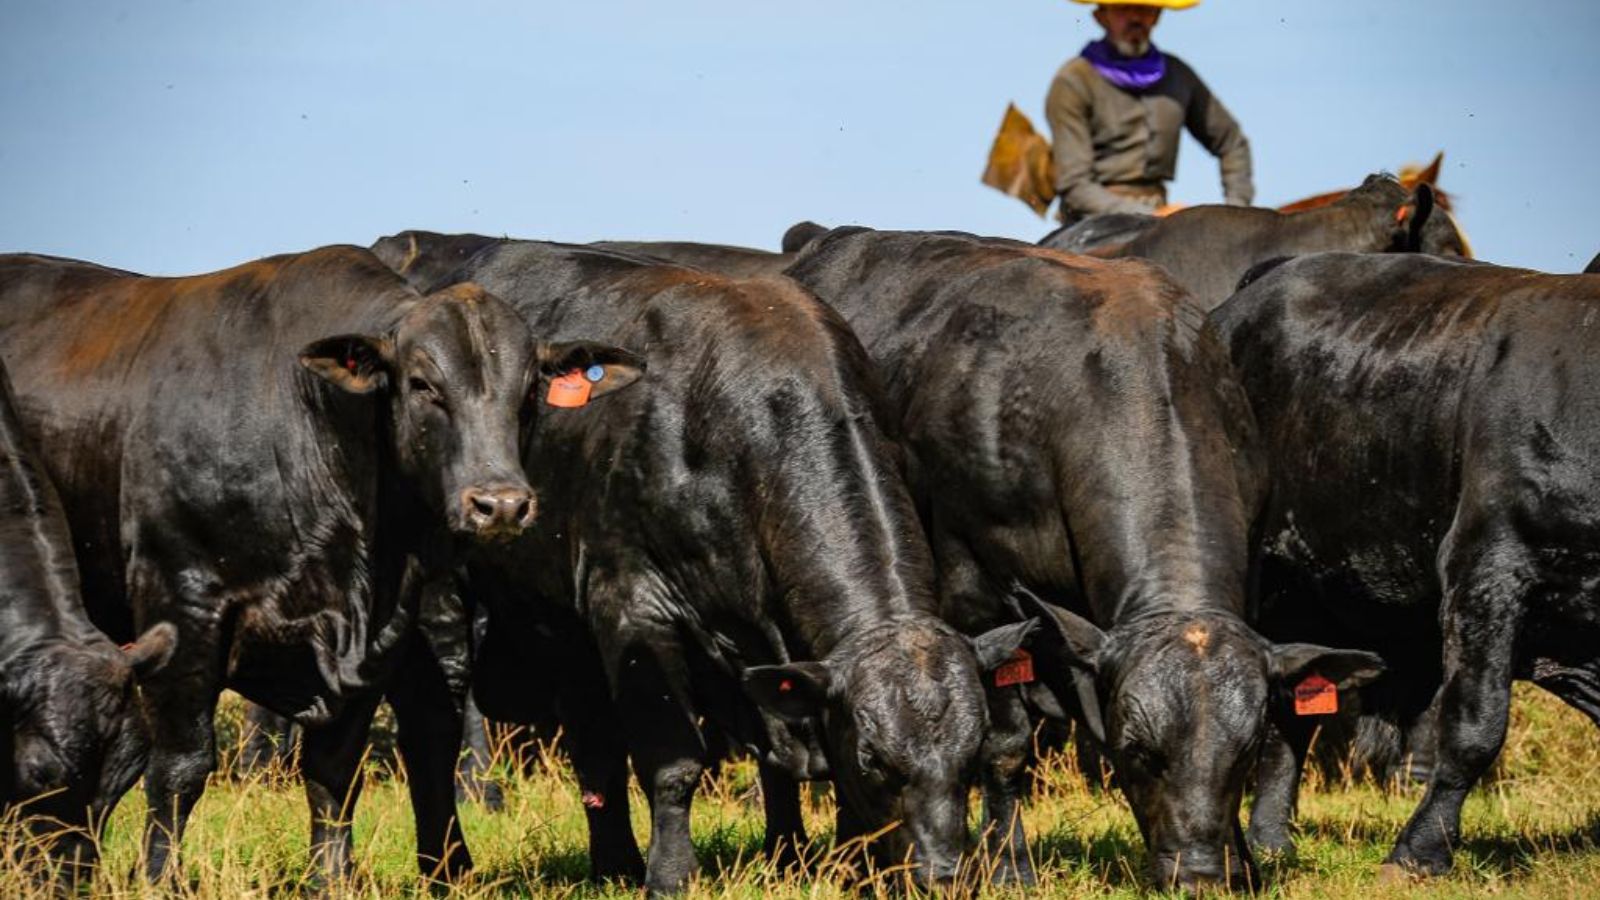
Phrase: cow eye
[{"left": 408, "top": 377, "right": 442, "bottom": 403}]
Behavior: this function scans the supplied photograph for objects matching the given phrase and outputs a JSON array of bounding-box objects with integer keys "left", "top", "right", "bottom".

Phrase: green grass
[{"left": 4, "top": 683, "right": 1599, "bottom": 898}]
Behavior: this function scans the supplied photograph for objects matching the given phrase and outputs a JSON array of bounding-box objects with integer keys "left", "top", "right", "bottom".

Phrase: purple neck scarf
[{"left": 1081, "top": 39, "right": 1166, "bottom": 91}]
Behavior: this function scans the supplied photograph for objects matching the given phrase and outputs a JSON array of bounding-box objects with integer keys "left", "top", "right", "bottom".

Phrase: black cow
[
  {"left": 0, "top": 355, "right": 175, "bottom": 883},
  {"left": 1213, "top": 252, "right": 1600, "bottom": 877},
  {"left": 382, "top": 233, "right": 1030, "bottom": 893},
  {"left": 785, "top": 228, "right": 1384, "bottom": 890},
  {"left": 1042, "top": 174, "right": 1467, "bottom": 310},
  {"left": 0, "top": 248, "right": 628, "bottom": 882}
]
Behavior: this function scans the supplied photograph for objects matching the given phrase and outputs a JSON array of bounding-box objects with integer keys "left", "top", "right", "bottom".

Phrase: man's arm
[
  {"left": 1180, "top": 62, "right": 1254, "bottom": 206},
  {"left": 1046, "top": 67, "right": 1152, "bottom": 218}
]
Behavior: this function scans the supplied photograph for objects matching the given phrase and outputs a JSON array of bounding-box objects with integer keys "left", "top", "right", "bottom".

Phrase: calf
[
  {"left": 1214, "top": 252, "right": 1600, "bottom": 876},
  {"left": 0, "top": 355, "right": 174, "bottom": 883},
  {"left": 1042, "top": 174, "right": 1467, "bottom": 310},
  {"left": 786, "top": 228, "right": 1382, "bottom": 890},
  {"left": 0, "top": 248, "right": 626, "bottom": 881},
  {"left": 391, "top": 235, "right": 1029, "bottom": 893}
]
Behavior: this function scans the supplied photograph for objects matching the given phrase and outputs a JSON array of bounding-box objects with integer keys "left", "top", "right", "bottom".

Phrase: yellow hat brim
[{"left": 1070, "top": 0, "right": 1201, "bottom": 9}]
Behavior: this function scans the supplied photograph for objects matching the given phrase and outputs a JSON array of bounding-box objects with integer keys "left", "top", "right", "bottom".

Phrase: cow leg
[
  {"left": 531, "top": 612, "right": 644, "bottom": 883},
  {"left": 239, "top": 703, "right": 297, "bottom": 775},
  {"left": 1386, "top": 540, "right": 1526, "bottom": 876},
  {"left": 139, "top": 632, "right": 223, "bottom": 882},
  {"left": 299, "top": 691, "right": 382, "bottom": 886},
  {"left": 979, "top": 683, "right": 1036, "bottom": 886},
  {"left": 1245, "top": 713, "right": 1316, "bottom": 858},
  {"left": 387, "top": 629, "right": 474, "bottom": 881},
  {"left": 758, "top": 760, "right": 809, "bottom": 870},
  {"left": 613, "top": 631, "right": 706, "bottom": 896},
  {"left": 455, "top": 695, "right": 503, "bottom": 810}
]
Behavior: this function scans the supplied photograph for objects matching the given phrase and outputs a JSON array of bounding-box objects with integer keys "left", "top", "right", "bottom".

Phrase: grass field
[{"left": 4, "top": 683, "right": 1598, "bottom": 898}]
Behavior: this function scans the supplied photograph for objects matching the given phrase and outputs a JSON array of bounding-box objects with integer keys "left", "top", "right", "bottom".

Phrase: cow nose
[{"left": 461, "top": 485, "right": 536, "bottom": 537}]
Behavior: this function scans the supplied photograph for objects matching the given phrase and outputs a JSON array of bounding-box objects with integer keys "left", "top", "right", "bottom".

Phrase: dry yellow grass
[{"left": 3, "top": 683, "right": 1597, "bottom": 898}]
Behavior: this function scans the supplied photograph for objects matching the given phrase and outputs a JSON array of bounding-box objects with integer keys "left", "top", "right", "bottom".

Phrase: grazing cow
[
  {"left": 0, "top": 248, "right": 628, "bottom": 882},
  {"left": 1213, "top": 252, "right": 1600, "bottom": 876},
  {"left": 386, "top": 234, "right": 1030, "bottom": 894},
  {"left": 785, "top": 228, "right": 1383, "bottom": 890},
  {"left": 0, "top": 355, "right": 175, "bottom": 883},
  {"left": 1041, "top": 174, "right": 1467, "bottom": 310}
]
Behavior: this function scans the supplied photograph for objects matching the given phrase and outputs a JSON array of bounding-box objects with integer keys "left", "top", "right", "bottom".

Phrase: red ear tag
[
  {"left": 546, "top": 370, "right": 592, "bottom": 408},
  {"left": 581, "top": 790, "right": 606, "bottom": 810},
  {"left": 994, "top": 649, "right": 1035, "bottom": 687},
  {"left": 1294, "top": 673, "right": 1338, "bottom": 716},
  {"left": 778, "top": 679, "right": 794, "bottom": 693}
]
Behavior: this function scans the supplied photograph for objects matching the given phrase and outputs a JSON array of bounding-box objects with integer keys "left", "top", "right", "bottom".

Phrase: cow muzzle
[{"left": 459, "top": 484, "right": 537, "bottom": 539}]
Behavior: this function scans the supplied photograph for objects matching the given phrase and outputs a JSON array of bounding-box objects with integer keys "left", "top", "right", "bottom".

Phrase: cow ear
[
  {"left": 971, "top": 619, "right": 1038, "bottom": 672},
  {"left": 1268, "top": 643, "right": 1386, "bottom": 693},
  {"left": 1406, "top": 183, "right": 1436, "bottom": 252},
  {"left": 299, "top": 335, "right": 395, "bottom": 394},
  {"left": 1009, "top": 586, "right": 1105, "bottom": 674},
  {"left": 123, "top": 622, "right": 178, "bottom": 679},
  {"left": 538, "top": 342, "right": 646, "bottom": 405},
  {"left": 742, "top": 662, "right": 832, "bottom": 724}
]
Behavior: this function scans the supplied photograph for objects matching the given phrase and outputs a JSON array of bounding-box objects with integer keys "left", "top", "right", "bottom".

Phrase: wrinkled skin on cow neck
[
  {"left": 419, "top": 237, "right": 1008, "bottom": 893},
  {"left": 0, "top": 247, "right": 542, "bottom": 882},
  {"left": 1043, "top": 173, "right": 1469, "bottom": 311},
  {"left": 786, "top": 228, "right": 1341, "bottom": 891},
  {"left": 1214, "top": 252, "right": 1600, "bottom": 877}
]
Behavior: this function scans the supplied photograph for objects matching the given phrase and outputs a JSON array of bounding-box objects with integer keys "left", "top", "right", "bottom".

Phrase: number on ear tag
[
  {"left": 546, "top": 371, "right": 592, "bottom": 408},
  {"left": 994, "top": 649, "right": 1035, "bottom": 687},
  {"left": 1294, "top": 673, "right": 1338, "bottom": 716}
]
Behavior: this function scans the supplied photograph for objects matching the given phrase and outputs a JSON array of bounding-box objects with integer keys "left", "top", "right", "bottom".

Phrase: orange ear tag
[
  {"left": 994, "top": 649, "right": 1035, "bottom": 687},
  {"left": 1396, "top": 206, "right": 1410, "bottom": 224},
  {"left": 546, "top": 371, "right": 592, "bottom": 408},
  {"left": 1293, "top": 673, "right": 1337, "bottom": 716}
]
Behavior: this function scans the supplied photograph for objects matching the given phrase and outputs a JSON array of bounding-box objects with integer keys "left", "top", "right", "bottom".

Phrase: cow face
[
  {"left": 299, "top": 283, "right": 644, "bottom": 542},
  {"left": 1027, "top": 601, "right": 1382, "bottom": 891},
  {"left": 4, "top": 625, "right": 174, "bottom": 880},
  {"left": 744, "top": 617, "right": 1031, "bottom": 887}
]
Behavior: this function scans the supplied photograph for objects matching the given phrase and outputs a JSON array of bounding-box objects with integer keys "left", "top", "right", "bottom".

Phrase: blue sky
[{"left": 2, "top": 1, "right": 1596, "bottom": 275}]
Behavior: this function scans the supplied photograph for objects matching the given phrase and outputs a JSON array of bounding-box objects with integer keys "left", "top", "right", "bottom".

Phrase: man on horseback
[{"left": 1047, "top": 0, "right": 1254, "bottom": 224}]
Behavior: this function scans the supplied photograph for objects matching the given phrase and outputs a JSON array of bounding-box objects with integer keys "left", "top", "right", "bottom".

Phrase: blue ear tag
[{"left": 584, "top": 364, "right": 606, "bottom": 382}]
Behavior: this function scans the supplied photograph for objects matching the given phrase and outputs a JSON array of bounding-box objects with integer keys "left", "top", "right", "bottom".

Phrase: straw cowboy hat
[{"left": 1070, "top": 0, "right": 1201, "bottom": 9}]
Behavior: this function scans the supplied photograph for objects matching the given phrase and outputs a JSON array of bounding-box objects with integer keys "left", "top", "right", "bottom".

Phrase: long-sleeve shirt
[{"left": 1046, "top": 53, "right": 1253, "bottom": 219}]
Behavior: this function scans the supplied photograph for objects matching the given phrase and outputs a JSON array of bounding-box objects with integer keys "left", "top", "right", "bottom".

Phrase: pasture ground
[{"left": 4, "top": 684, "right": 1598, "bottom": 898}]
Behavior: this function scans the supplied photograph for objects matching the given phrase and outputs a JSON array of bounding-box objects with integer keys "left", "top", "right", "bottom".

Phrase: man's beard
[{"left": 1112, "top": 36, "right": 1152, "bottom": 57}]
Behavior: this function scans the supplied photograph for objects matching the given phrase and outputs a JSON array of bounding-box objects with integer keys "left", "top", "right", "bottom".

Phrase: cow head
[
  {"left": 299, "top": 283, "right": 644, "bottom": 543},
  {"left": 1348, "top": 174, "right": 1469, "bottom": 258},
  {"left": 3, "top": 624, "right": 175, "bottom": 881},
  {"left": 1022, "top": 595, "right": 1383, "bottom": 891},
  {"left": 744, "top": 615, "right": 1032, "bottom": 888}
]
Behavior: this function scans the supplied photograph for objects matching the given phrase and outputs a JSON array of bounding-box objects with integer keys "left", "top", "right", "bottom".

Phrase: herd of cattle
[{"left": 2, "top": 171, "right": 1599, "bottom": 895}]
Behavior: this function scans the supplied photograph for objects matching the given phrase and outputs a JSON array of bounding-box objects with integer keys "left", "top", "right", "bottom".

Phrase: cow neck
[
  {"left": 1059, "top": 337, "right": 1252, "bottom": 630},
  {"left": 0, "top": 377, "right": 99, "bottom": 655},
  {"left": 753, "top": 401, "right": 936, "bottom": 662}
]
